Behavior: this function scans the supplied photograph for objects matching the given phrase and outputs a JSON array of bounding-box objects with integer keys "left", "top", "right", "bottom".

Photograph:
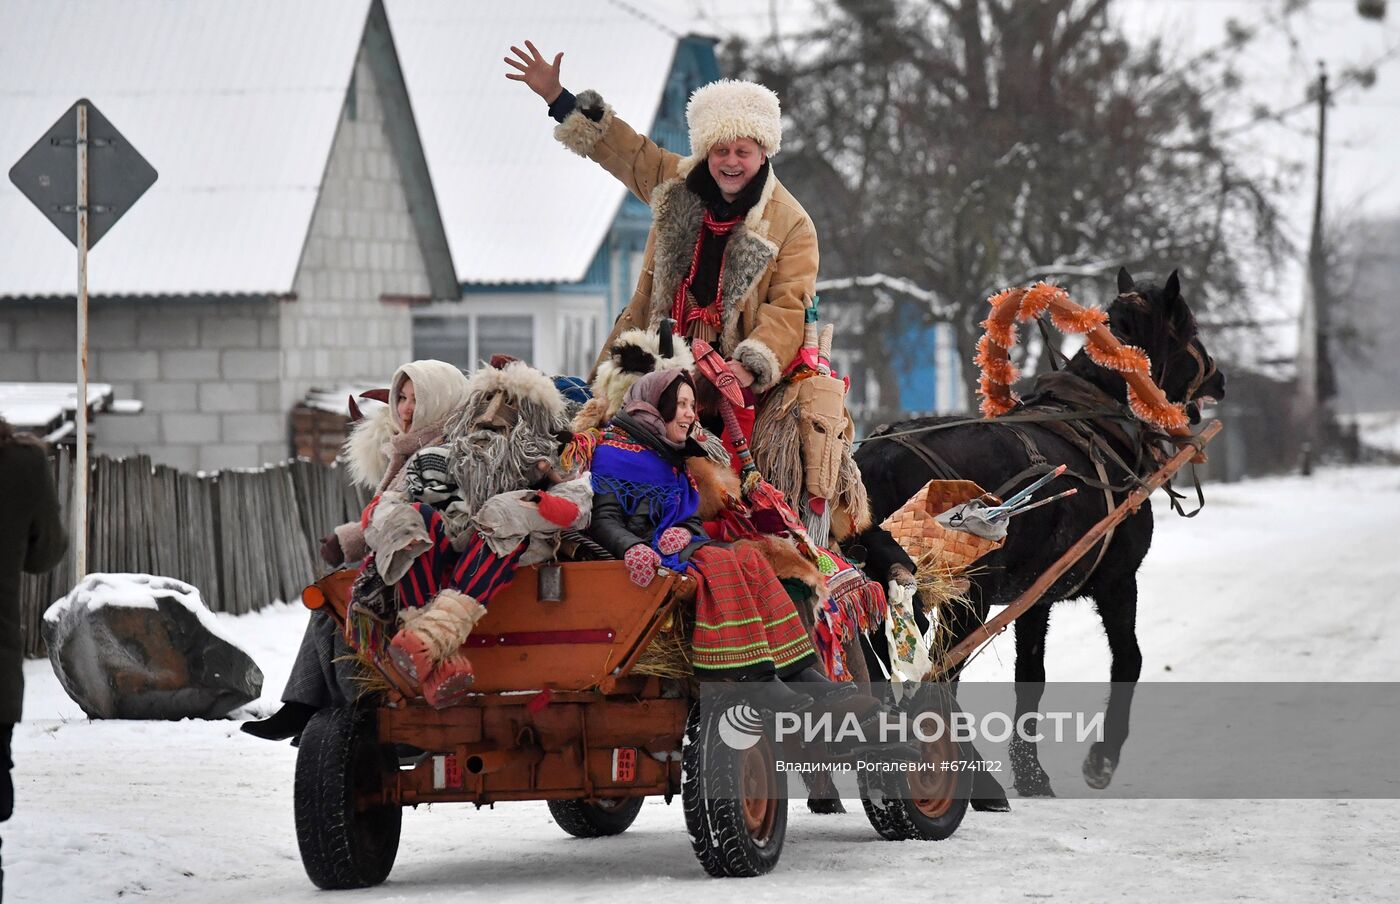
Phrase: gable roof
[
  {"left": 0, "top": 0, "right": 372, "bottom": 299},
  {"left": 385, "top": 0, "right": 689, "bottom": 285}
]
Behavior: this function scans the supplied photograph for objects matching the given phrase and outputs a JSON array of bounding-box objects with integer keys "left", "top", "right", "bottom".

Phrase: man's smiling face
[{"left": 706, "top": 137, "right": 766, "bottom": 202}]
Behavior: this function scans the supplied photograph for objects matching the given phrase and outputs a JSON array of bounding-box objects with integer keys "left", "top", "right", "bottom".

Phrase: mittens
[
  {"left": 624, "top": 544, "right": 662, "bottom": 587},
  {"left": 319, "top": 532, "right": 345, "bottom": 567},
  {"left": 657, "top": 526, "right": 692, "bottom": 555}
]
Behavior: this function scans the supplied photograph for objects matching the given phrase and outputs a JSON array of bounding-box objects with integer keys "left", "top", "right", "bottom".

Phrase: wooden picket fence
[{"left": 18, "top": 448, "right": 371, "bottom": 658}]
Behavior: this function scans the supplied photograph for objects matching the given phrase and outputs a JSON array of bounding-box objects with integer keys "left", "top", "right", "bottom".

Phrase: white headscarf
[
  {"left": 344, "top": 359, "right": 470, "bottom": 491},
  {"left": 388, "top": 359, "right": 471, "bottom": 435}
]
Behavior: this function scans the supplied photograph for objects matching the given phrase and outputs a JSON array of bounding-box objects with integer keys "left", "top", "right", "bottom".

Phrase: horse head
[{"left": 1109, "top": 267, "right": 1226, "bottom": 425}]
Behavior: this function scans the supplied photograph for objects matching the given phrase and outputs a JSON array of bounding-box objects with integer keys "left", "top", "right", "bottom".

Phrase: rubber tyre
[
  {"left": 294, "top": 706, "right": 402, "bottom": 889},
  {"left": 859, "top": 685, "right": 971, "bottom": 841},
  {"left": 681, "top": 703, "right": 787, "bottom": 878},
  {"left": 548, "top": 796, "right": 646, "bottom": 837}
]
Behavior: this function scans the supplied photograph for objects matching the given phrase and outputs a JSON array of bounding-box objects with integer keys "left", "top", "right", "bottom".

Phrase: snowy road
[{"left": 8, "top": 466, "right": 1400, "bottom": 902}]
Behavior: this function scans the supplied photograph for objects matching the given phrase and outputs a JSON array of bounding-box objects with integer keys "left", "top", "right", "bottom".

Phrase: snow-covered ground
[{"left": 9, "top": 466, "right": 1400, "bottom": 902}]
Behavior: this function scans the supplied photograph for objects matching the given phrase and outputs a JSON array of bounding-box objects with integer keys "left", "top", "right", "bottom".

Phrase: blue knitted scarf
[{"left": 590, "top": 437, "right": 700, "bottom": 572}]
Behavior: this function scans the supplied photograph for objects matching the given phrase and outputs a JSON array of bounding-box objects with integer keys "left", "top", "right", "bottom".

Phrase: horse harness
[{"left": 867, "top": 371, "right": 1200, "bottom": 599}]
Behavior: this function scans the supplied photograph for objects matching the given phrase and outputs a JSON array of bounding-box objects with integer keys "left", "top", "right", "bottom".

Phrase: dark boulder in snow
[{"left": 42, "top": 574, "right": 263, "bottom": 720}]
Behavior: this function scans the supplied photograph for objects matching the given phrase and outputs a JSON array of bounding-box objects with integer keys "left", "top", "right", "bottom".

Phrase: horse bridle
[{"left": 1116, "top": 290, "right": 1217, "bottom": 408}]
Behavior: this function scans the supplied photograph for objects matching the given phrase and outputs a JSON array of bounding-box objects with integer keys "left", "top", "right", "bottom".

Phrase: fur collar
[
  {"left": 648, "top": 167, "right": 780, "bottom": 355},
  {"left": 343, "top": 405, "right": 397, "bottom": 490}
]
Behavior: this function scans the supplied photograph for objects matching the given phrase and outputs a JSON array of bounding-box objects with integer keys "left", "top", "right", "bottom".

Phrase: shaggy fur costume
[
  {"left": 461, "top": 360, "right": 568, "bottom": 427},
  {"left": 440, "top": 363, "right": 571, "bottom": 536},
  {"left": 344, "top": 406, "right": 398, "bottom": 492}
]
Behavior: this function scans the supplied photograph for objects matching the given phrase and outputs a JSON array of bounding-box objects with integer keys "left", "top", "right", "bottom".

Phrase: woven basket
[{"left": 879, "top": 479, "right": 1005, "bottom": 569}]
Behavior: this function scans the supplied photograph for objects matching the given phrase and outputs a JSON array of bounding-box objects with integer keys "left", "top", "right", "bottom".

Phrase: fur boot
[{"left": 389, "top": 589, "right": 486, "bottom": 683}]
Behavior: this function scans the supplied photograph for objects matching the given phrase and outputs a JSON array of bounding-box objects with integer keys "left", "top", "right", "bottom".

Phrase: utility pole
[{"left": 1299, "top": 62, "right": 1336, "bottom": 460}]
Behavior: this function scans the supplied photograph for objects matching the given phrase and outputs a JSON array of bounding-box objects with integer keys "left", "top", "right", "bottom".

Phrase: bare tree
[{"left": 726, "top": 0, "right": 1292, "bottom": 412}]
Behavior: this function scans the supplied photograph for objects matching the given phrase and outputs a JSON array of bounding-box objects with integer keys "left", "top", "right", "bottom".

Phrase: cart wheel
[
  {"left": 682, "top": 703, "right": 787, "bottom": 877},
  {"left": 548, "top": 796, "right": 645, "bottom": 837},
  {"left": 860, "top": 686, "right": 971, "bottom": 841},
  {"left": 294, "top": 706, "right": 402, "bottom": 889}
]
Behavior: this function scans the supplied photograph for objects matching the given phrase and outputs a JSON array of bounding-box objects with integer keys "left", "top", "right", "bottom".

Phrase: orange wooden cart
[{"left": 290, "top": 557, "right": 966, "bottom": 890}]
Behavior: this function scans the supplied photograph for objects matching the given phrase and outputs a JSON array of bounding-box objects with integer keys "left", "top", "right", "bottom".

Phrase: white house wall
[{"left": 280, "top": 44, "right": 433, "bottom": 410}]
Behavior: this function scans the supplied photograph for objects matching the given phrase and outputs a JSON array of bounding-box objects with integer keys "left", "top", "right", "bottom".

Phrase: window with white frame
[
  {"left": 477, "top": 315, "right": 533, "bottom": 364},
  {"left": 413, "top": 316, "right": 472, "bottom": 370},
  {"left": 413, "top": 313, "right": 533, "bottom": 370}
]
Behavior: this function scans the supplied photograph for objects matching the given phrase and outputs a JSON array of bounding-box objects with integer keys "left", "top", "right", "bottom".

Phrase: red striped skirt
[{"left": 689, "top": 543, "right": 817, "bottom": 680}]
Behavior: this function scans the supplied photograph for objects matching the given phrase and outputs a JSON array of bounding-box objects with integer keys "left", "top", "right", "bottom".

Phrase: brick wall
[
  {"left": 280, "top": 44, "right": 433, "bottom": 411},
  {"left": 0, "top": 298, "right": 282, "bottom": 471}
]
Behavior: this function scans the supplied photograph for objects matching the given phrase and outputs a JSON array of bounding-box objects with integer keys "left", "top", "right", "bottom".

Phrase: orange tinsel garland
[{"left": 976, "top": 281, "right": 1190, "bottom": 434}]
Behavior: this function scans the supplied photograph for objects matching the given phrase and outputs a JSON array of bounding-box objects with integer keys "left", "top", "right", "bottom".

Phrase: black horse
[{"left": 851, "top": 268, "right": 1225, "bottom": 802}]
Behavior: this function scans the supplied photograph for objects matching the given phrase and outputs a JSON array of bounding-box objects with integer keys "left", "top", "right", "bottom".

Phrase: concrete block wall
[
  {"left": 0, "top": 299, "right": 283, "bottom": 471},
  {"left": 281, "top": 46, "right": 433, "bottom": 410}
]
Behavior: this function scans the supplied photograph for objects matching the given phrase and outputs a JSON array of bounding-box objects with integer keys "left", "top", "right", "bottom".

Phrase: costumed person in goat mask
[
  {"left": 506, "top": 42, "right": 817, "bottom": 458},
  {"left": 587, "top": 369, "right": 855, "bottom": 711},
  {"left": 242, "top": 360, "right": 472, "bottom": 740}
]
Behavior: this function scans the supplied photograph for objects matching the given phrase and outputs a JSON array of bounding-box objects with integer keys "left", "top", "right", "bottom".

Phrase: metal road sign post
[{"left": 9, "top": 98, "right": 157, "bottom": 578}]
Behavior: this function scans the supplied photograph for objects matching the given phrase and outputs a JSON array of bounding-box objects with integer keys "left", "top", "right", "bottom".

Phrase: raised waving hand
[{"left": 504, "top": 40, "right": 564, "bottom": 104}]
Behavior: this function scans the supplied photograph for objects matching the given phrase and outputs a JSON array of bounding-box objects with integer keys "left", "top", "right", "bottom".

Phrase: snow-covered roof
[
  {"left": 0, "top": 0, "right": 371, "bottom": 299},
  {"left": 385, "top": 1, "right": 688, "bottom": 284},
  {"left": 0, "top": 382, "right": 116, "bottom": 438}
]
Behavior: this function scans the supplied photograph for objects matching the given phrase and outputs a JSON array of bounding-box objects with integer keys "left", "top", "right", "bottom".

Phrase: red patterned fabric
[
  {"left": 657, "top": 526, "right": 692, "bottom": 555},
  {"left": 689, "top": 544, "right": 817, "bottom": 679},
  {"left": 671, "top": 210, "right": 742, "bottom": 336},
  {"left": 625, "top": 543, "right": 662, "bottom": 587}
]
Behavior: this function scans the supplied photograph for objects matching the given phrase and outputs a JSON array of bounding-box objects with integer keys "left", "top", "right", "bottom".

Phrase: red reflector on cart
[
  {"left": 433, "top": 754, "right": 462, "bottom": 790},
  {"left": 612, "top": 747, "right": 638, "bottom": 783}
]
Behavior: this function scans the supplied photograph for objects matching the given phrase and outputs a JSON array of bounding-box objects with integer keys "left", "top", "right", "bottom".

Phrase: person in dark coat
[{"left": 0, "top": 417, "right": 68, "bottom": 830}]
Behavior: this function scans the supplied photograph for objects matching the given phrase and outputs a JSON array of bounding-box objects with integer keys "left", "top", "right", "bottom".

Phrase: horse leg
[
  {"left": 1009, "top": 603, "right": 1055, "bottom": 797},
  {"left": 1084, "top": 575, "right": 1142, "bottom": 789}
]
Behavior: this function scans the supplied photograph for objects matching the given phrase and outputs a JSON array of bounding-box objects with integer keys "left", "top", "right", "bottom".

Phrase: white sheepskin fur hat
[{"left": 686, "top": 79, "right": 782, "bottom": 160}]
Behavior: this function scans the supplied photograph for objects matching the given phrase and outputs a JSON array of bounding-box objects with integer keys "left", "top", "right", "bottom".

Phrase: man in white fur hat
[{"left": 506, "top": 41, "right": 818, "bottom": 449}]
